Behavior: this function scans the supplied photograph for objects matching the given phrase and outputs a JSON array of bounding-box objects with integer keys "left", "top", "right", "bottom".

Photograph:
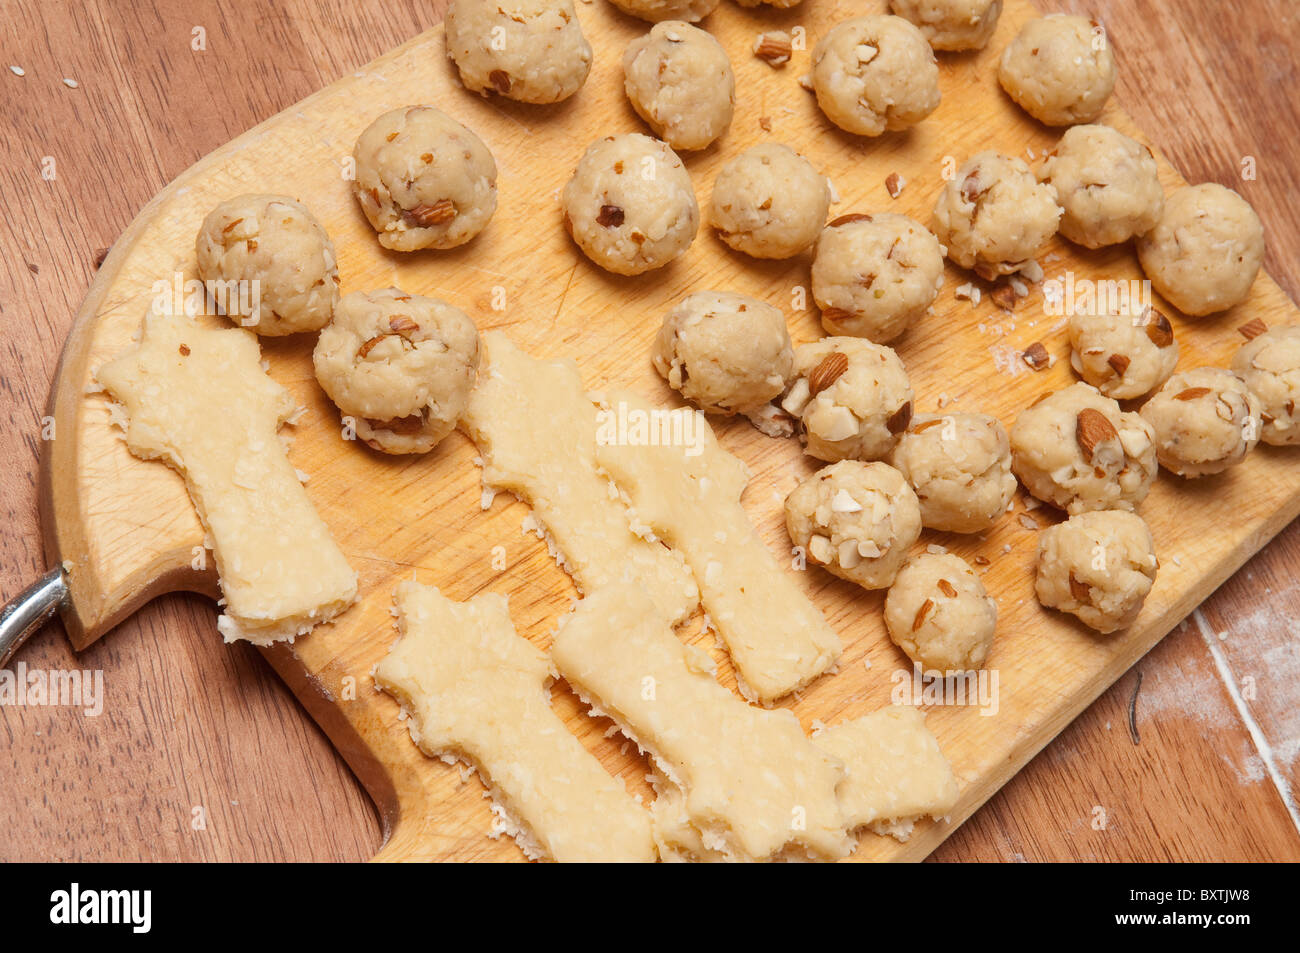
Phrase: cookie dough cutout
[
  {"left": 195, "top": 193, "right": 339, "bottom": 336},
  {"left": 551, "top": 584, "right": 851, "bottom": 862},
  {"left": 96, "top": 314, "right": 357, "bottom": 645},
  {"left": 998, "top": 15, "right": 1116, "bottom": 126},
  {"left": 784, "top": 461, "right": 922, "bottom": 591},
  {"left": 888, "top": 412, "right": 1016, "bottom": 533},
  {"left": 890, "top": 0, "right": 1002, "bottom": 51},
  {"left": 594, "top": 390, "right": 842, "bottom": 703},
  {"left": 1068, "top": 306, "right": 1177, "bottom": 400},
  {"left": 623, "top": 21, "right": 735, "bottom": 151},
  {"left": 444, "top": 0, "right": 592, "bottom": 104},
  {"left": 1139, "top": 367, "right": 1262, "bottom": 477},
  {"left": 462, "top": 333, "right": 698, "bottom": 626},
  {"left": 885, "top": 553, "right": 996, "bottom": 671},
  {"left": 353, "top": 105, "right": 497, "bottom": 251},
  {"left": 562, "top": 133, "right": 699, "bottom": 275},
  {"left": 709, "top": 143, "right": 831, "bottom": 260},
  {"left": 313, "top": 288, "right": 480, "bottom": 455},
  {"left": 1232, "top": 324, "right": 1300, "bottom": 446},
  {"left": 375, "top": 582, "right": 656, "bottom": 862},
  {"left": 812, "top": 15, "right": 941, "bottom": 137},
  {"left": 1035, "top": 510, "right": 1158, "bottom": 633},
  {"left": 606, "top": 0, "right": 719, "bottom": 23},
  {"left": 1136, "top": 184, "right": 1265, "bottom": 317}
]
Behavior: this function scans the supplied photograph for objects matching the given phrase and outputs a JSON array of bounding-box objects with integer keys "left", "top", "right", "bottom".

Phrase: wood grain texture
[{"left": 1, "top": 0, "right": 1297, "bottom": 862}]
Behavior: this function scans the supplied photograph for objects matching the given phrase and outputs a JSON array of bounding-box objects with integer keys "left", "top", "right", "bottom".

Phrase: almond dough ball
[
  {"left": 885, "top": 553, "right": 997, "bottom": 671},
  {"left": 561, "top": 133, "right": 699, "bottom": 275},
  {"left": 709, "top": 144, "right": 831, "bottom": 259},
  {"left": 606, "top": 0, "right": 719, "bottom": 23},
  {"left": 352, "top": 106, "right": 497, "bottom": 252},
  {"left": 1231, "top": 325, "right": 1300, "bottom": 446},
  {"left": 998, "top": 15, "right": 1116, "bottom": 126},
  {"left": 1139, "top": 367, "right": 1261, "bottom": 477},
  {"left": 932, "top": 151, "right": 1061, "bottom": 278},
  {"left": 890, "top": 0, "right": 1002, "bottom": 51},
  {"left": 811, "top": 212, "right": 945, "bottom": 342},
  {"left": 195, "top": 194, "right": 339, "bottom": 336},
  {"left": 444, "top": 0, "right": 592, "bottom": 104},
  {"left": 1037, "top": 124, "right": 1164, "bottom": 248},
  {"left": 652, "top": 291, "right": 794, "bottom": 415},
  {"left": 1068, "top": 306, "right": 1178, "bottom": 400},
  {"left": 1136, "top": 184, "right": 1265, "bottom": 317},
  {"left": 313, "top": 288, "right": 480, "bottom": 455},
  {"left": 781, "top": 337, "right": 914, "bottom": 462},
  {"left": 1010, "top": 382, "right": 1157, "bottom": 513},
  {"left": 1035, "top": 510, "right": 1157, "bottom": 634},
  {"left": 888, "top": 413, "right": 1016, "bottom": 533},
  {"left": 624, "top": 21, "right": 735, "bottom": 151},
  {"left": 811, "top": 15, "right": 941, "bottom": 137},
  {"left": 785, "top": 461, "right": 922, "bottom": 590}
]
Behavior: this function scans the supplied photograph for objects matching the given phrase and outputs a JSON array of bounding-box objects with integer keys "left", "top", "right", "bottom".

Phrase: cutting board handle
[{"left": 0, "top": 569, "right": 68, "bottom": 667}]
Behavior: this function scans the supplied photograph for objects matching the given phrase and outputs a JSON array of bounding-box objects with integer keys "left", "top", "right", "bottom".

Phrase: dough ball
[
  {"left": 784, "top": 460, "right": 921, "bottom": 590},
  {"left": 353, "top": 106, "right": 497, "bottom": 252},
  {"left": 624, "top": 21, "right": 735, "bottom": 151},
  {"left": 313, "top": 288, "right": 480, "bottom": 454},
  {"left": 889, "top": 0, "right": 1002, "bottom": 51},
  {"left": 1035, "top": 510, "right": 1157, "bottom": 634},
  {"left": 1038, "top": 124, "right": 1164, "bottom": 248},
  {"left": 811, "top": 15, "right": 941, "bottom": 137},
  {"left": 1068, "top": 306, "right": 1178, "bottom": 400},
  {"left": 888, "top": 412, "right": 1016, "bottom": 533},
  {"left": 781, "top": 337, "right": 914, "bottom": 462},
  {"left": 932, "top": 151, "right": 1061, "bottom": 278},
  {"left": 1136, "top": 183, "right": 1264, "bottom": 317},
  {"left": 606, "top": 0, "right": 719, "bottom": 23},
  {"left": 885, "top": 554, "right": 996, "bottom": 670},
  {"left": 811, "top": 212, "right": 945, "bottom": 342},
  {"left": 652, "top": 291, "right": 794, "bottom": 415},
  {"left": 562, "top": 133, "right": 699, "bottom": 275},
  {"left": 195, "top": 194, "right": 338, "bottom": 336},
  {"left": 444, "top": 0, "right": 592, "bottom": 104},
  {"left": 1139, "top": 367, "right": 1261, "bottom": 477},
  {"left": 1010, "top": 382, "right": 1157, "bottom": 513},
  {"left": 709, "top": 144, "right": 830, "bottom": 259},
  {"left": 1231, "top": 325, "right": 1300, "bottom": 446},
  {"left": 997, "top": 15, "right": 1116, "bottom": 126}
]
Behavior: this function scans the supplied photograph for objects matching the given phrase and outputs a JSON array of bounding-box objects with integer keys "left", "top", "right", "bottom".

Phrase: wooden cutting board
[{"left": 39, "top": 0, "right": 1300, "bottom": 861}]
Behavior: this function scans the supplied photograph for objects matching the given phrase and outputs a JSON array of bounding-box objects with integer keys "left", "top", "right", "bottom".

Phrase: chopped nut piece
[
  {"left": 989, "top": 283, "right": 1018, "bottom": 311},
  {"left": 753, "top": 31, "right": 793, "bottom": 67},
  {"left": 1142, "top": 308, "right": 1174, "bottom": 348},
  {"left": 1022, "top": 341, "right": 1051, "bottom": 371},
  {"left": 758, "top": 115, "right": 772, "bottom": 132},
  {"left": 488, "top": 69, "right": 512, "bottom": 94},
  {"left": 884, "top": 172, "right": 905, "bottom": 199},
  {"left": 1068, "top": 571, "right": 1092, "bottom": 602},
  {"left": 1237, "top": 317, "right": 1268, "bottom": 340},
  {"left": 404, "top": 199, "right": 457, "bottom": 227},
  {"left": 912, "top": 598, "right": 934, "bottom": 631},
  {"left": 886, "top": 401, "right": 913, "bottom": 434},
  {"left": 936, "top": 578, "right": 958, "bottom": 598},
  {"left": 807, "top": 351, "right": 850, "bottom": 395},
  {"left": 1173, "top": 386, "right": 1212, "bottom": 401},
  {"left": 596, "top": 204, "right": 625, "bottom": 228},
  {"left": 828, "top": 212, "right": 873, "bottom": 227},
  {"left": 1107, "top": 353, "right": 1131, "bottom": 376}
]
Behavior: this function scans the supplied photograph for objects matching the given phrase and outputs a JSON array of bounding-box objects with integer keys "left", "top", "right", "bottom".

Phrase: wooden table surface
[{"left": 1, "top": 0, "right": 1297, "bottom": 862}]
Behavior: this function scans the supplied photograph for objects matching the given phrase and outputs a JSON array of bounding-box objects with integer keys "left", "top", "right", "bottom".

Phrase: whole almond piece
[
  {"left": 808, "top": 351, "right": 849, "bottom": 395},
  {"left": 1142, "top": 308, "right": 1174, "bottom": 348},
  {"left": 1107, "top": 353, "right": 1131, "bottom": 376},
  {"left": 886, "top": 401, "right": 913, "bottom": 434},
  {"left": 1076, "top": 407, "right": 1119, "bottom": 459}
]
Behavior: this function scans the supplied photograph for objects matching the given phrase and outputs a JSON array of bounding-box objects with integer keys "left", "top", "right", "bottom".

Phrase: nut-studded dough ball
[
  {"left": 932, "top": 151, "right": 1061, "bottom": 278},
  {"left": 624, "top": 21, "right": 735, "bottom": 151},
  {"left": 811, "top": 212, "right": 945, "bottom": 342},
  {"left": 1037, "top": 124, "right": 1164, "bottom": 248},
  {"left": 888, "top": 413, "right": 1016, "bottom": 532},
  {"left": 444, "top": 0, "right": 592, "bottom": 104},
  {"left": 885, "top": 554, "right": 997, "bottom": 670},
  {"left": 781, "top": 337, "right": 914, "bottom": 462},
  {"left": 1010, "top": 382, "right": 1157, "bottom": 513},
  {"left": 606, "top": 0, "right": 719, "bottom": 23},
  {"left": 195, "top": 194, "right": 338, "bottom": 336},
  {"left": 1139, "top": 367, "right": 1261, "bottom": 477},
  {"left": 890, "top": 0, "right": 1003, "bottom": 51},
  {"left": 709, "top": 144, "right": 830, "bottom": 259},
  {"left": 1136, "top": 184, "right": 1265, "bottom": 317},
  {"left": 313, "top": 288, "right": 480, "bottom": 455},
  {"left": 1068, "top": 306, "right": 1178, "bottom": 400},
  {"left": 652, "top": 291, "right": 794, "bottom": 415},
  {"left": 1232, "top": 325, "right": 1300, "bottom": 446},
  {"left": 562, "top": 133, "right": 699, "bottom": 275},
  {"left": 811, "top": 15, "right": 941, "bottom": 137},
  {"left": 353, "top": 106, "right": 497, "bottom": 252},
  {"left": 785, "top": 461, "right": 922, "bottom": 590},
  {"left": 997, "top": 15, "right": 1116, "bottom": 126},
  {"left": 1035, "top": 510, "right": 1157, "bottom": 634}
]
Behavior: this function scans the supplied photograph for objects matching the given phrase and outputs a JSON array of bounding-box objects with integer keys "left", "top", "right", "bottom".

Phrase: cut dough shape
[
  {"left": 374, "top": 582, "right": 656, "bottom": 863},
  {"left": 593, "top": 389, "right": 842, "bottom": 702},
  {"left": 461, "top": 333, "right": 698, "bottom": 625},
  {"left": 551, "top": 584, "right": 851, "bottom": 862},
  {"left": 96, "top": 314, "right": 357, "bottom": 644}
]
